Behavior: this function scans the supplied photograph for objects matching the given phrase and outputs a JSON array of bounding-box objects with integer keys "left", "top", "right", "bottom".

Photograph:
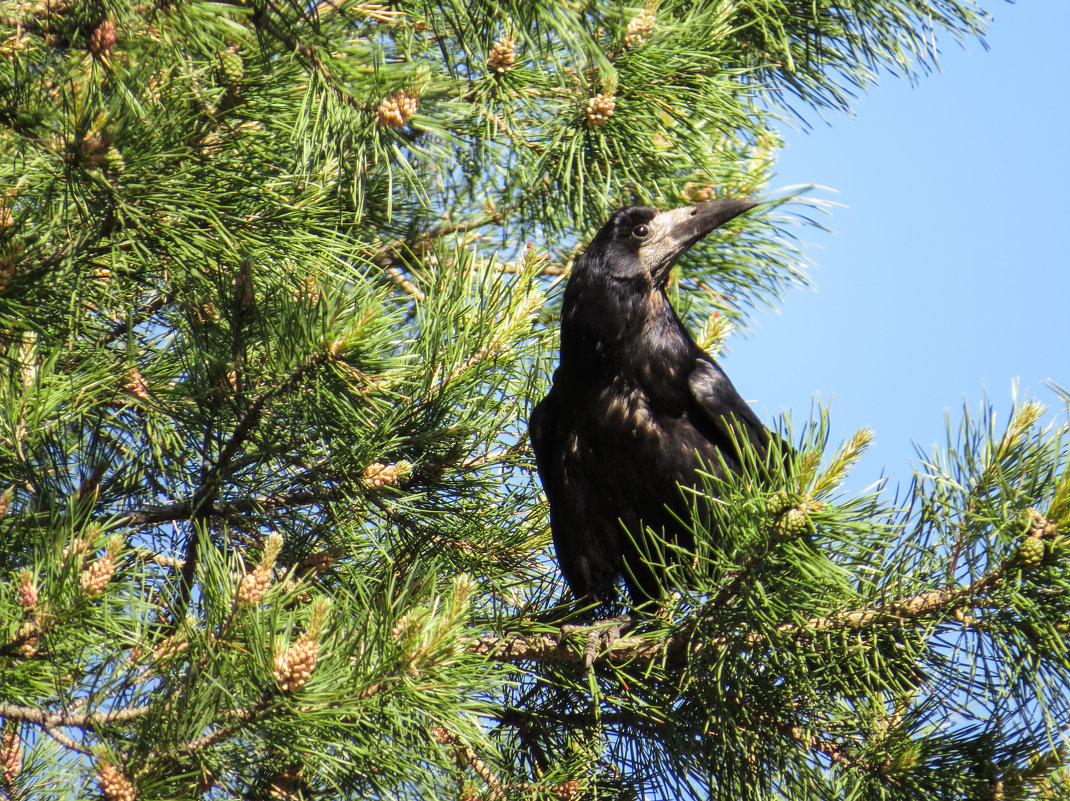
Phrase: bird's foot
[{"left": 562, "top": 615, "right": 632, "bottom": 667}]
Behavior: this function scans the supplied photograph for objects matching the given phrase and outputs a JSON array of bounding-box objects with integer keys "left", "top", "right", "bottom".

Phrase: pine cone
[
  {"left": 16, "top": 570, "right": 37, "bottom": 611},
  {"left": 97, "top": 761, "right": 136, "bottom": 801},
  {"left": 555, "top": 779, "right": 581, "bottom": 799},
  {"left": 103, "top": 146, "right": 125, "bottom": 175},
  {"left": 124, "top": 367, "right": 149, "bottom": 400},
  {"left": 1, "top": 729, "right": 21, "bottom": 788},
  {"left": 1018, "top": 536, "right": 1045, "bottom": 570},
  {"left": 377, "top": 90, "right": 419, "bottom": 129},
  {"left": 625, "top": 7, "right": 656, "bottom": 48},
  {"left": 273, "top": 633, "right": 320, "bottom": 693},
  {"left": 585, "top": 93, "right": 615, "bottom": 128},
  {"left": 774, "top": 507, "right": 809, "bottom": 539},
  {"left": 0, "top": 251, "right": 14, "bottom": 292},
  {"left": 238, "top": 565, "right": 272, "bottom": 606},
  {"left": 81, "top": 553, "right": 115, "bottom": 595},
  {"left": 219, "top": 46, "right": 243, "bottom": 84},
  {"left": 764, "top": 490, "right": 794, "bottom": 517},
  {"left": 363, "top": 460, "right": 411, "bottom": 489},
  {"left": 17, "top": 621, "right": 38, "bottom": 658},
  {"left": 90, "top": 19, "right": 117, "bottom": 58},
  {"left": 487, "top": 35, "right": 517, "bottom": 74}
]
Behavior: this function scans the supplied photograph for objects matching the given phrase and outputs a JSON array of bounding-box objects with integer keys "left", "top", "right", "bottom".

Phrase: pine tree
[{"left": 1, "top": 1, "right": 1068, "bottom": 799}]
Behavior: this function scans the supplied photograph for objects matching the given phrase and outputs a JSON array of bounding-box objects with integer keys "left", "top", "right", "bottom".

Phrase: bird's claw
[{"left": 562, "top": 615, "right": 632, "bottom": 667}]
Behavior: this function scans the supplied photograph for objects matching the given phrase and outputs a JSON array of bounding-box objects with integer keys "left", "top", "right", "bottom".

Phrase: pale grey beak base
[{"left": 642, "top": 199, "right": 756, "bottom": 280}]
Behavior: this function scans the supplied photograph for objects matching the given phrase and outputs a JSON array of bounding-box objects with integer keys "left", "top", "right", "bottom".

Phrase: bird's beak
[{"left": 645, "top": 199, "right": 756, "bottom": 281}]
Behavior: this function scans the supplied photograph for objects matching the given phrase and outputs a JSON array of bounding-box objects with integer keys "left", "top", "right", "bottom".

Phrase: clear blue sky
[{"left": 725, "top": 0, "right": 1070, "bottom": 492}]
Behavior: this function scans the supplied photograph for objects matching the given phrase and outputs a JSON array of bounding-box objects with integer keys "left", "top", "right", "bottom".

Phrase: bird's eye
[{"left": 632, "top": 224, "right": 649, "bottom": 240}]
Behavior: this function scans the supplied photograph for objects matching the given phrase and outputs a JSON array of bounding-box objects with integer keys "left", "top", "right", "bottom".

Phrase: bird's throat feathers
[{"left": 560, "top": 273, "right": 693, "bottom": 385}]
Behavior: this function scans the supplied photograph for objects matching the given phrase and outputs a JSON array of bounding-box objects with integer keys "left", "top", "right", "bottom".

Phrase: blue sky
[{"left": 725, "top": 0, "right": 1070, "bottom": 493}]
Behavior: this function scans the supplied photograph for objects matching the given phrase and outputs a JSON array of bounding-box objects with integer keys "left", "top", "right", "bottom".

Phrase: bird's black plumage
[{"left": 530, "top": 200, "right": 770, "bottom": 606}]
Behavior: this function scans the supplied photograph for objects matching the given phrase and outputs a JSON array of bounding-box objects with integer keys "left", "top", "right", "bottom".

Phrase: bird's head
[
  {"left": 578, "top": 199, "right": 756, "bottom": 288},
  {"left": 560, "top": 199, "right": 755, "bottom": 370}
]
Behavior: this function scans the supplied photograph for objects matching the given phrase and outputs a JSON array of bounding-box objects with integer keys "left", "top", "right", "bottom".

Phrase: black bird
[{"left": 529, "top": 200, "right": 773, "bottom": 607}]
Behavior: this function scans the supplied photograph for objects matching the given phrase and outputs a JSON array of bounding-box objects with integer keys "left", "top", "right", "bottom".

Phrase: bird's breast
[{"left": 560, "top": 378, "right": 707, "bottom": 483}]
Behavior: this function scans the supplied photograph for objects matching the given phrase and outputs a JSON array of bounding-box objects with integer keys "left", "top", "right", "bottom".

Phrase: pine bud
[
  {"left": 624, "top": 5, "right": 656, "bottom": 48},
  {"left": 585, "top": 93, "right": 615, "bottom": 128},
  {"left": 487, "top": 35, "right": 517, "bottom": 74},
  {"left": 16, "top": 569, "right": 37, "bottom": 611},
  {"left": 1, "top": 729, "right": 21, "bottom": 788},
  {"left": 97, "top": 761, "right": 136, "bottom": 801},
  {"left": 273, "top": 632, "right": 320, "bottom": 693},
  {"left": 219, "top": 46, "right": 243, "bottom": 84},
  {"left": 89, "top": 19, "right": 117, "bottom": 58},
  {"left": 377, "top": 90, "right": 419, "bottom": 129}
]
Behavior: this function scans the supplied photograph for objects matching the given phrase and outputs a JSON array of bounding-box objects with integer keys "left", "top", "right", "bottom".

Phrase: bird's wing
[
  {"left": 687, "top": 357, "right": 770, "bottom": 459},
  {"left": 528, "top": 387, "right": 558, "bottom": 487}
]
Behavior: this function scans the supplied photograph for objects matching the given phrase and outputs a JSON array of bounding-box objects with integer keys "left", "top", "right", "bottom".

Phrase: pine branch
[
  {"left": 432, "top": 726, "right": 506, "bottom": 801},
  {"left": 472, "top": 512, "right": 1060, "bottom": 667},
  {"left": 175, "top": 351, "right": 334, "bottom": 621},
  {"left": 0, "top": 702, "right": 154, "bottom": 729}
]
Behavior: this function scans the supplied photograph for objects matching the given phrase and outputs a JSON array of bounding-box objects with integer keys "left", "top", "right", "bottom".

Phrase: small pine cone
[
  {"left": 1027, "top": 507, "right": 1057, "bottom": 538},
  {"left": 16, "top": 570, "right": 37, "bottom": 612},
  {"left": 487, "top": 35, "right": 517, "bottom": 74},
  {"left": 79, "top": 132, "right": 109, "bottom": 169},
  {"left": 90, "top": 19, "right": 117, "bottom": 58},
  {"left": 219, "top": 46, "right": 243, "bottom": 84},
  {"left": 94, "top": 265, "right": 111, "bottom": 283},
  {"left": 764, "top": 490, "right": 794, "bottom": 517},
  {"left": 1, "top": 729, "right": 21, "bottom": 787},
  {"left": 1018, "top": 536, "right": 1045, "bottom": 570},
  {"left": 292, "top": 275, "right": 319, "bottom": 303},
  {"left": 63, "top": 531, "right": 93, "bottom": 564},
  {"left": 103, "top": 146, "right": 125, "bottom": 175},
  {"left": 555, "top": 779, "right": 581, "bottom": 800},
  {"left": 363, "top": 460, "right": 411, "bottom": 489},
  {"left": 97, "top": 761, "right": 136, "bottom": 801},
  {"left": 585, "top": 93, "right": 615, "bottom": 128},
  {"left": 624, "top": 7, "right": 656, "bottom": 48},
  {"left": 430, "top": 725, "right": 453, "bottom": 744},
  {"left": 124, "top": 367, "right": 149, "bottom": 400},
  {"left": 237, "top": 565, "right": 272, "bottom": 606},
  {"left": 81, "top": 553, "right": 116, "bottom": 595},
  {"left": 273, "top": 633, "right": 320, "bottom": 693},
  {"left": 17, "top": 621, "right": 39, "bottom": 657},
  {"left": 0, "top": 252, "right": 14, "bottom": 292},
  {"left": 377, "top": 90, "right": 419, "bottom": 129},
  {"left": 0, "top": 486, "right": 12, "bottom": 517},
  {"left": 774, "top": 507, "right": 808, "bottom": 539}
]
